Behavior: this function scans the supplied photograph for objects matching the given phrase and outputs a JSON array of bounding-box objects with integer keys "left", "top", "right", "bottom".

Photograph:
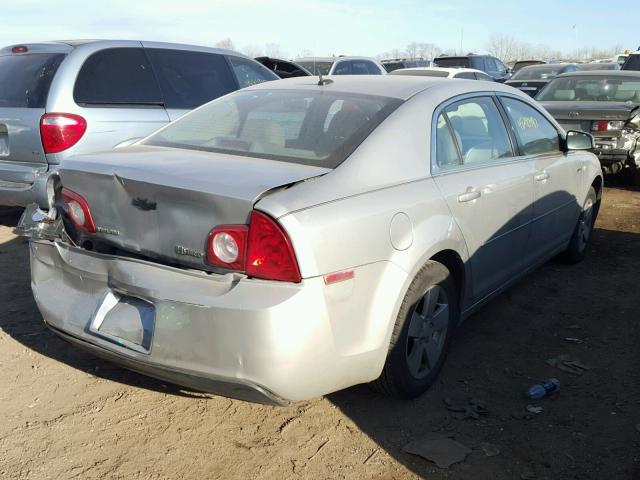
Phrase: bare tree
[
  {"left": 416, "top": 43, "right": 442, "bottom": 60},
  {"left": 297, "top": 49, "right": 313, "bottom": 59},
  {"left": 485, "top": 33, "right": 518, "bottom": 62},
  {"left": 215, "top": 38, "right": 236, "bottom": 51},
  {"left": 405, "top": 42, "right": 419, "bottom": 59},
  {"left": 265, "top": 43, "right": 286, "bottom": 59}
]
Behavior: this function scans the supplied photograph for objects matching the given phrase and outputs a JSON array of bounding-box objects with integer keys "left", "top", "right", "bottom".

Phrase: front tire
[
  {"left": 561, "top": 186, "right": 598, "bottom": 264},
  {"left": 371, "top": 261, "right": 459, "bottom": 399}
]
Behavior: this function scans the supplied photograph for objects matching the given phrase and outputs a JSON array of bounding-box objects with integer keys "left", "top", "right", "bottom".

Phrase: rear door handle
[
  {"left": 457, "top": 190, "right": 481, "bottom": 203},
  {"left": 534, "top": 171, "right": 550, "bottom": 182}
]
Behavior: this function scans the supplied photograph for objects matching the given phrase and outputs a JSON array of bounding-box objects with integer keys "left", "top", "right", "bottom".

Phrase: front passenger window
[
  {"left": 500, "top": 97, "right": 560, "bottom": 155},
  {"left": 444, "top": 97, "right": 514, "bottom": 165}
]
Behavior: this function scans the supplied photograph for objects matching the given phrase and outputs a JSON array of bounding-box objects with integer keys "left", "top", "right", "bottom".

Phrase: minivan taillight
[
  {"left": 61, "top": 187, "right": 96, "bottom": 233},
  {"left": 40, "top": 113, "right": 87, "bottom": 154},
  {"left": 206, "top": 211, "right": 301, "bottom": 283}
]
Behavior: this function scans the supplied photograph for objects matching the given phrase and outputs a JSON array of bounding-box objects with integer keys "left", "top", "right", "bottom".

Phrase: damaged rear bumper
[
  {"left": 28, "top": 238, "right": 394, "bottom": 404},
  {"left": 592, "top": 134, "right": 639, "bottom": 168}
]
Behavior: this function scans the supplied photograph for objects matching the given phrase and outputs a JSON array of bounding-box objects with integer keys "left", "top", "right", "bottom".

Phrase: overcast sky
[{"left": 1, "top": 0, "right": 637, "bottom": 58}]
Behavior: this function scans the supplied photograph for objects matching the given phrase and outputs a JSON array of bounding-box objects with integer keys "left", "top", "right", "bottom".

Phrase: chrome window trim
[
  {"left": 430, "top": 91, "right": 517, "bottom": 176},
  {"left": 430, "top": 91, "right": 564, "bottom": 177}
]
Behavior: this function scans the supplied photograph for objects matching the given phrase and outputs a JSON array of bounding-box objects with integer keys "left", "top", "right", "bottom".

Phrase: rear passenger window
[
  {"left": 147, "top": 49, "right": 237, "bottom": 109},
  {"left": 500, "top": 97, "right": 560, "bottom": 155},
  {"left": 444, "top": 97, "right": 513, "bottom": 165},
  {"left": 228, "top": 56, "right": 276, "bottom": 89},
  {"left": 455, "top": 72, "right": 476, "bottom": 80},
  {"left": 74, "top": 48, "right": 162, "bottom": 105},
  {"left": 435, "top": 114, "right": 461, "bottom": 169}
]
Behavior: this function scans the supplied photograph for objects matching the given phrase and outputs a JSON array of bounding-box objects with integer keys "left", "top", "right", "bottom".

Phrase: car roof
[
  {"left": 436, "top": 54, "right": 488, "bottom": 59},
  {"left": 391, "top": 67, "right": 485, "bottom": 75},
  {"left": 0, "top": 39, "right": 245, "bottom": 58},
  {"left": 244, "top": 74, "right": 516, "bottom": 100},
  {"left": 295, "top": 56, "right": 378, "bottom": 63},
  {"left": 556, "top": 70, "right": 640, "bottom": 79},
  {"left": 520, "top": 63, "right": 574, "bottom": 70}
]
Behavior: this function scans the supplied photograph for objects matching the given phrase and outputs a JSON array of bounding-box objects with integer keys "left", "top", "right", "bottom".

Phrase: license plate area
[{"left": 89, "top": 291, "right": 155, "bottom": 354}]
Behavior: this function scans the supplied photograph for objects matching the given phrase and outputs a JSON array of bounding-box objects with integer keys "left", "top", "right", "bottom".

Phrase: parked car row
[{"left": 537, "top": 70, "right": 640, "bottom": 174}]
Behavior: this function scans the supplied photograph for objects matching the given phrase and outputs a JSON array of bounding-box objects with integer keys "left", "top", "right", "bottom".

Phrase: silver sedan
[{"left": 20, "top": 75, "right": 603, "bottom": 404}]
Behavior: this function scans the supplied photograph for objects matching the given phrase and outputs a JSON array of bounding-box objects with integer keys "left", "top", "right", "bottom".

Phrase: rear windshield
[
  {"left": 0, "top": 53, "right": 66, "bottom": 108},
  {"left": 514, "top": 61, "right": 543, "bottom": 70},
  {"left": 511, "top": 66, "right": 565, "bottom": 81},
  {"left": 296, "top": 61, "right": 333, "bottom": 76},
  {"left": 143, "top": 90, "right": 402, "bottom": 168},
  {"left": 434, "top": 57, "right": 470, "bottom": 68},
  {"left": 537, "top": 75, "right": 640, "bottom": 102}
]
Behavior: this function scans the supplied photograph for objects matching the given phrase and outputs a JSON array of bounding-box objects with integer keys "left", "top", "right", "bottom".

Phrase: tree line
[{"left": 215, "top": 34, "right": 627, "bottom": 63}]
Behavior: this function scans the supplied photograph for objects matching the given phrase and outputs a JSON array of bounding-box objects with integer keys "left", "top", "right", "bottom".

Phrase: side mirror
[{"left": 564, "top": 130, "right": 594, "bottom": 151}]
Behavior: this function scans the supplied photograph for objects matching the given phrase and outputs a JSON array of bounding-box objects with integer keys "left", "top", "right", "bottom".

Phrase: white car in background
[
  {"left": 389, "top": 66, "right": 493, "bottom": 81},
  {"left": 295, "top": 56, "right": 386, "bottom": 76}
]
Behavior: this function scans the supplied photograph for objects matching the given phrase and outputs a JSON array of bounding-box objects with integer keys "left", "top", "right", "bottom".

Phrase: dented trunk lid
[{"left": 58, "top": 145, "right": 329, "bottom": 270}]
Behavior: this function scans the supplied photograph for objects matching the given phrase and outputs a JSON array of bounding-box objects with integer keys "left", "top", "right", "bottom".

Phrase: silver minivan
[{"left": 0, "top": 40, "right": 278, "bottom": 207}]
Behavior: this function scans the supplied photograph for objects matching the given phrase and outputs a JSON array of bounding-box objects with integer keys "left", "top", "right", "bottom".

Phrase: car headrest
[{"left": 553, "top": 90, "right": 576, "bottom": 101}]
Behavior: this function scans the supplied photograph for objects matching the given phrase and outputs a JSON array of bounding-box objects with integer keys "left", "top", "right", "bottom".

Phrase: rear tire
[
  {"left": 371, "top": 261, "right": 459, "bottom": 399},
  {"left": 561, "top": 186, "right": 598, "bottom": 264}
]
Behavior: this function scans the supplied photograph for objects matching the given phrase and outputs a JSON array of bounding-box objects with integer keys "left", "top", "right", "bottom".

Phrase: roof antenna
[{"left": 318, "top": 71, "right": 333, "bottom": 86}]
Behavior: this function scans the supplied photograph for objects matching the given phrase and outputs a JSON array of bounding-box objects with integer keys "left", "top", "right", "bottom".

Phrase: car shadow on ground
[
  {"left": 604, "top": 169, "right": 640, "bottom": 192},
  {"left": 2, "top": 195, "right": 639, "bottom": 478},
  {"left": 0, "top": 206, "right": 23, "bottom": 227},
  {"left": 328, "top": 223, "right": 640, "bottom": 478}
]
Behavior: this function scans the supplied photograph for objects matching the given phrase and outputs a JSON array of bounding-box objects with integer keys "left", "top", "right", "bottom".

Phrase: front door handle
[
  {"left": 457, "top": 190, "right": 481, "bottom": 203},
  {"left": 534, "top": 171, "right": 550, "bottom": 182}
]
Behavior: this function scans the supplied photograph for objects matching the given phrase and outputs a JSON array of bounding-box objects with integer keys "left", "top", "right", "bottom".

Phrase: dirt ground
[{"left": 1, "top": 179, "right": 639, "bottom": 480}]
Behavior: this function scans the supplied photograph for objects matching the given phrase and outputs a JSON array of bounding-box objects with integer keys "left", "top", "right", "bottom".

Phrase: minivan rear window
[
  {"left": 146, "top": 49, "right": 238, "bottom": 109},
  {"left": 74, "top": 48, "right": 163, "bottom": 105},
  {"left": 0, "top": 53, "right": 66, "bottom": 108},
  {"left": 143, "top": 90, "right": 402, "bottom": 168}
]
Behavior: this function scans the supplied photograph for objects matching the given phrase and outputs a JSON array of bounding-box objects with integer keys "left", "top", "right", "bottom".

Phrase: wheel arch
[{"left": 430, "top": 249, "right": 466, "bottom": 309}]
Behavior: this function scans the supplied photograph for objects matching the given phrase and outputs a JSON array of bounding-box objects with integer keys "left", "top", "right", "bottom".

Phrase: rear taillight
[
  {"left": 207, "top": 225, "right": 248, "bottom": 271},
  {"left": 592, "top": 120, "right": 625, "bottom": 132},
  {"left": 206, "top": 211, "right": 301, "bottom": 283},
  {"left": 61, "top": 187, "right": 96, "bottom": 233},
  {"left": 40, "top": 113, "right": 87, "bottom": 154},
  {"left": 246, "top": 211, "right": 301, "bottom": 283},
  {"left": 11, "top": 45, "right": 28, "bottom": 53}
]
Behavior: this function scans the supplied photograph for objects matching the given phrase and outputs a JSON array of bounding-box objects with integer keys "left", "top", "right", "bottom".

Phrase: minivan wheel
[
  {"left": 561, "top": 186, "right": 598, "bottom": 264},
  {"left": 371, "top": 261, "right": 459, "bottom": 399}
]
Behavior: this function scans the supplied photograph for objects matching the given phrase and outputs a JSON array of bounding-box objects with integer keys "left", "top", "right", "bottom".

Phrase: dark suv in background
[
  {"left": 622, "top": 52, "right": 640, "bottom": 70},
  {"left": 434, "top": 54, "right": 511, "bottom": 82},
  {"left": 0, "top": 40, "right": 277, "bottom": 207}
]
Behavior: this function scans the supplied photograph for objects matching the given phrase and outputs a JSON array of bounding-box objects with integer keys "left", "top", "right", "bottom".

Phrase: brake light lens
[
  {"left": 11, "top": 45, "right": 28, "bottom": 53},
  {"left": 61, "top": 188, "right": 96, "bottom": 233},
  {"left": 205, "top": 211, "right": 301, "bottom": 282},
  {"left": 206, "top": 225, "right": 248, "bottom": 270},
  {"left": 40, "top": 113, "right": 87, "bottom": 153},
  {"left": 592, "top": 120, "right": 625, "bottom": 132},
  {"left": 246, "top": 211, "right": 301, "bottom": 283}
]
